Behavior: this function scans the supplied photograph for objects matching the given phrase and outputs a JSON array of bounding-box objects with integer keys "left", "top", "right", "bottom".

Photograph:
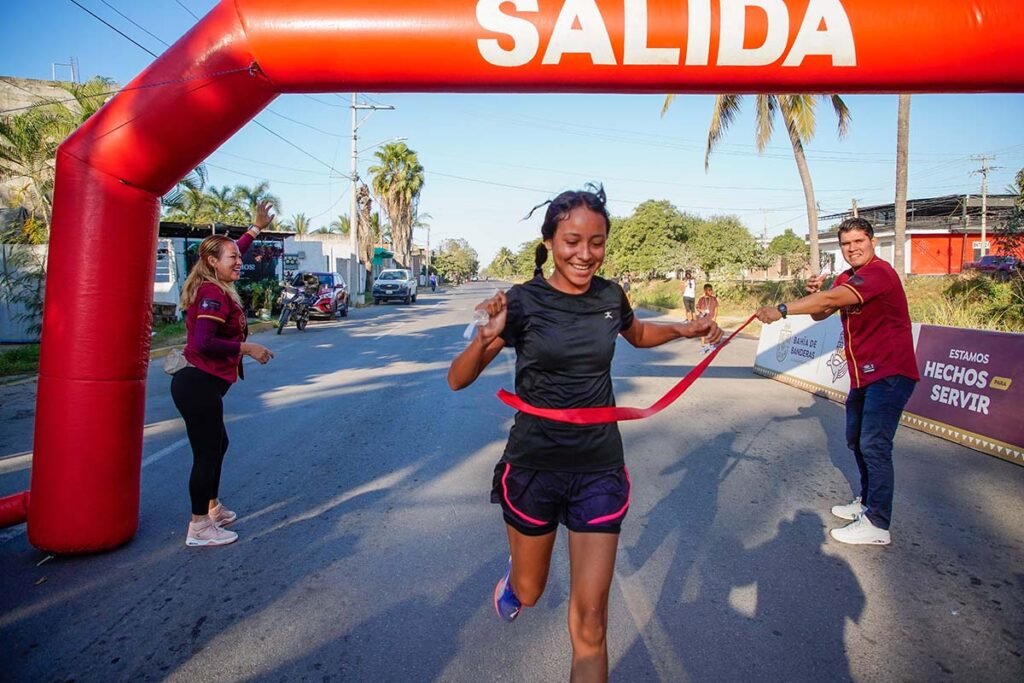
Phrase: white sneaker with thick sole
[
  {"left": 830, "top": 514, "right": 890, "bottom": 545},
  {"left": 186, "top": 518, "right": 238, "bottom": 547},
  {"left": 831, "top": 496, "right": 867, "bottom": 521}
]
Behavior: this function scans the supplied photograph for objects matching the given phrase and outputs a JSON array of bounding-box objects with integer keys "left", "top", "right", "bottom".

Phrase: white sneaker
[
  {"left": 831, "top": 496, "right": 867, "bottom": 521},
  {"left": 186, "top": 518, "right": 238, "bottom": 547},
  {"left": 830, "top": 515, "right": 891, "bottom": 546}
]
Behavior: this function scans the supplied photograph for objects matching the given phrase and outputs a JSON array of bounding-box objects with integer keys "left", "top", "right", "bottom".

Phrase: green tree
[
  {"left": 233, "top": 181, "right": 281, "bottom": 219},
  {"left": 434, "top": 238, "right": 479, "bottom": 284},
  {"left": 605, "top": 200, "right": 700, "bottom": 277},
  {"left": 690, "top": 215, "right": 758, "bottom": 279},
  {"left": 162, "top": 166, "right": 208, "bottom": 217},
  {"left": 768, "top": 228, "right": 810, "bottom": 276},
  {"left": 0, "top": 77, "right": 119, "bottom": 229},
  {"left": 487, "top": 246, "right": 516, "bottom": 279},
  {"left": 282, "top": 212, "right": 311, "bottom": 236},
  {"left": 368, "top": 142, "right": 425, "bottom": 269},
  {"left": 995, "top": 168, "right": 1024, "bottom": 256},
  {"left": 318, "top": 214, "right": 349, "bottom": 236},
  {"left": 664, "top": 93, "right": 850, "bottom": 273},
  {"left": 513, "top": 238, "right": 543, "bottom": 279},
  {"left": 203, "top": 185, "right": 245, "bottom": 224}
]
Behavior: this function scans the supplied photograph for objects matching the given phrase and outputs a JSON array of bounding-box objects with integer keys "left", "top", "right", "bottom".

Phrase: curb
[
  {"left": 149, "top": 319, "right": 277, "bottom": 358},
  {"left": 0, "top": 320, "right": 280, "bottom": 387}
]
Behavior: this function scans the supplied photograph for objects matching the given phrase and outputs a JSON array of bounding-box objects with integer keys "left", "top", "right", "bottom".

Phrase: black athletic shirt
[{"left": 499, "top": 274, "right": 635, "bottom": 472}]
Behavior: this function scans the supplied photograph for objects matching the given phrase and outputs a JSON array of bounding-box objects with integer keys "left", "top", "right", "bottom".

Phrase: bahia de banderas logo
[
  {"left": 826, "top": 336, "right": 848, "bottom": 383},
  {"left": 775, "top": 321, "right": 792, "bottom": 364}
]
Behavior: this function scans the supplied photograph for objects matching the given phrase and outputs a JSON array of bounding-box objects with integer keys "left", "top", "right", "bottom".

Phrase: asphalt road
[{"left": 1, "top": 282, "right": 1022, "bottom": 682}]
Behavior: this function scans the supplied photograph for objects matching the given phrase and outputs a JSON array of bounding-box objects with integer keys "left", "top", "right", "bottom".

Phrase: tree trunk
[
  {"left": 785, "top": 119, "right": 820, "bottom": 275},
  {"left": 356, "top": 184, "right": 374, "bottom": 296},
  {"left": 893, "top": 94, "right": 911, "bottom": 282}
]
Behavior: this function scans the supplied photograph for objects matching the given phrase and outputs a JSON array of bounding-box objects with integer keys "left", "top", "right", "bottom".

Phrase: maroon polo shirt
[
  {"left": 833, "top": 257, "right": 919, "bottom": 389},
  {"left": 182, "top": 232, "right": 253, "bottom": 383}
]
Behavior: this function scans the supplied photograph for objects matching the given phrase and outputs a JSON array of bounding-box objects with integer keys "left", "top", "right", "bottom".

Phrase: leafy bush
[{"left": 0, "top": 345, "right": 40, "bottom": 377}]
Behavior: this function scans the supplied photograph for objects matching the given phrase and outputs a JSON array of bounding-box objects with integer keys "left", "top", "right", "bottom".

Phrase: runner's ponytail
[{"left": 534, "top": 243, "right": 548, "bottom": 277}]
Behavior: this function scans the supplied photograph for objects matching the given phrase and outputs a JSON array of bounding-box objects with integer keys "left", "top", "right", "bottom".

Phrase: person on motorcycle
[{"left": 302, "top": 272, "right": 321, "bottom": 297}]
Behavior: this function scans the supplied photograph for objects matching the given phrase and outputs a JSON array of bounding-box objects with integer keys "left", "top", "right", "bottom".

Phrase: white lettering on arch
[
  {"left": 477, "top": 0, "right": 540, "bottom": 68},
  {"left": 624, "top": 0, "right": 679, "bottom": 65},
  {"left": 542, "top": 0, "right": 616, "bottom": 65},
  {"left": 718, "top": 0, "right": 790, "bottom": 67},
  {"left": 783, "top": 0, "right": 857, "bottom": 66}
]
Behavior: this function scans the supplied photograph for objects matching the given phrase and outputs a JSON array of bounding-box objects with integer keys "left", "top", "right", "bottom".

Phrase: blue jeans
[{"left": 845, "top": 375, "right": 917, "bottom": 530}]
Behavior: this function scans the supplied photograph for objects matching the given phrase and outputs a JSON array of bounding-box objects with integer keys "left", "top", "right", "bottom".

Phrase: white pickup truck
[{"left": 372, "top": 268, "right": 418, "bottom": 305}]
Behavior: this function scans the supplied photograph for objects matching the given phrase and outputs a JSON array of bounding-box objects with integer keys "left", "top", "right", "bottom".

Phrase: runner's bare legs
[
  {"left": 567, "top": 531, "right": 619, "bottom": 683},
  {"left": 506, "top": 525, "right": 557, "bottom": 606}
]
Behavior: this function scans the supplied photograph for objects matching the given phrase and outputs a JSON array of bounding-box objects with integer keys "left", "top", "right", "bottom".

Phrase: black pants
[{"left": 170, "top": 367, "right": 232, "bottom": 516}]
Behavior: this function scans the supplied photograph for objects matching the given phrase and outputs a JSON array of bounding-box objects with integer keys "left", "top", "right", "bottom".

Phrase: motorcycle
[{"left": 276, "top": 285, "right": 314, "bottom": 334}]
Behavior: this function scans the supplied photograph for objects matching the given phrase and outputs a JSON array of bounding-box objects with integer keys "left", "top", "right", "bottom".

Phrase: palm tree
[
  {"left": 282, "top": 212, "right": 311, "bottom": 236},
  {"left": 489, "top": 246, "right": 516, "bottom": 278},
  {"left": 163, "top": 184, "right": 213, "bottom": 225},
  {"left": 893, "top": 95, "right": 911, "bottom": 282},
  {"left": 326, "top": 214, "right": 350, "bottom": 236},
  {"left": 205, "top": 185, "right": 245, "bottom": 224},
  {"left": 368, "top": 142, "right": 425, "bottom": 269},
  {"left": 664, "top": 94, "right": 850, "bottom": 272},
  {"left": 0, "top": 76, "right": 119, "bottom": 230},
  {"left": 0, "top": 109, "right": 61, "bottom": 226},
  {"left": 355, "top": 184, "right": 375, "bottom": 292},
  {"left": 234, "top": 181, "right": 281, "bottom": 218},
  {"left": 162, "top": 165, "right": 208, "bottom": 216}
]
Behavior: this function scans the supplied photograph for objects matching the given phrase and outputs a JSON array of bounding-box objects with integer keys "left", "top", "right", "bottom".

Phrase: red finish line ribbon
[{"left": 497, "top": 315, "right": 757, "bottom": 425}]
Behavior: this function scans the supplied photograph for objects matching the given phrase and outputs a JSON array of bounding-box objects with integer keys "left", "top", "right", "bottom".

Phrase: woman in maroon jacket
[{"left": 171, "top": 201, "right": 275, "bottom": 547}]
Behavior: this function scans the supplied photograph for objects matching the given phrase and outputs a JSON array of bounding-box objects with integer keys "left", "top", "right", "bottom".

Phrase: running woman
[
  {"left": 448, "top": 185, "right": 722, "bottom": 682},
  {"left": 171, "top": 201, "right": 276, "bottom": 547}
]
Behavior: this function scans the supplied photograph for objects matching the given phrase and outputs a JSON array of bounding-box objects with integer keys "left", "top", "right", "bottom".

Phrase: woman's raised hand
[{"left": 253, "top": 201, "right": 275, "bottom": 231}]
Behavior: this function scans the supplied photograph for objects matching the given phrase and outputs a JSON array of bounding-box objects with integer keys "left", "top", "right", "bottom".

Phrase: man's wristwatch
[{"left": 777, "top": 303, "right": 788, "bottom": 319}]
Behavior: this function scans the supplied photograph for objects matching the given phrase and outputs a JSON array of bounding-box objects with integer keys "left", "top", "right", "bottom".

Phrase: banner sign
[
  {"left": 754, "top": 314, "right": 850, "bottom": 402},
  {"left": 902, "top": 325, "right": 1023, "bottom": 464},
  {"left": 755, "top": 316, "right": 1023, "bottom": 466}
]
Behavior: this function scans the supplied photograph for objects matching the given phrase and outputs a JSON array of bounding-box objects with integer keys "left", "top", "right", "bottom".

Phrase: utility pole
[
  {"left": 851, "top": 198, "right": 858, "bottom": 217},
  {"left": 970, "top": 155, "right": 1001, "bottom": 257},
  {"left": 349, "top": 94, "right": 395, "bottom": 304}
]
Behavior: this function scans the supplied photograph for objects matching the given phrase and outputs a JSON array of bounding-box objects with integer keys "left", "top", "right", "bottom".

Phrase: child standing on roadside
[{"left": 696, "top": 283, "right": 719, "bottom": 351}]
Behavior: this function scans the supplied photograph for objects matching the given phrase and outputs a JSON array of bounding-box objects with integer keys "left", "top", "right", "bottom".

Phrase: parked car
[
  {"left": 372, "top": 268, "right": 418, "bottom": 304},
  {"left": 964, "top": 255, "right": 1020, "bottom": 281},
  {"left": 287, "top": 271, "right": 349, "bottom": 317}
]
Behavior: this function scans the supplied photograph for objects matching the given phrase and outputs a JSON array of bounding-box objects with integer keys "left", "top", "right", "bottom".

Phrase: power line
[
  {"left": 0, "top": 66, "right": 253, "bottom": 116},
  {"left": 174, "top": 0, "right": 200, "bottom": 21},
  {"left": 263, "top": 107, "right": 350, "bottom": 138},
  {"left": 98, "top": 0, "right": 170, "bottom": 47},
  {"left": 66, "top": 0, "right": 158, "bottom": 58},
  {"left": 250, "top": 119, "right": 348, "bottom": 177}
]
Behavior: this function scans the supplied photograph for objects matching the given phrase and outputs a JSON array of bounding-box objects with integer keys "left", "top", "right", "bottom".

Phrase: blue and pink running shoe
[{"left": 493, "top": 557, "right": 521, "bottom": 622}]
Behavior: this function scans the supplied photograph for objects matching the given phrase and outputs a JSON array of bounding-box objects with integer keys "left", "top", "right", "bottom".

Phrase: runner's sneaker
[
  {"left": 186, "top": 518, "right": 238, "bottom": 547},
  {"left": 209, "top": 502, "right": 237, "bottom": 526},
  {"left": 493, "top": 557, "right": 521, "bottom": 622},
  {"left": 831, "top": 496, "right": 867, "bottom": 520},
  {"left": 829, "top": 514, "right": 891, "bottom": 545}
]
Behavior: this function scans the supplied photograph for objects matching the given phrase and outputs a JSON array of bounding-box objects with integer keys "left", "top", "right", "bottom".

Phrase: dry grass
[{"left": 631, "top": 274, "right": 1024, "bottom": 333}]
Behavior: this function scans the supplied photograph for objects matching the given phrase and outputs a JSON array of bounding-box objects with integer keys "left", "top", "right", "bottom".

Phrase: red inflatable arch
[{"left": 20, "top": 0, "right": 1024, "bottom": 552}]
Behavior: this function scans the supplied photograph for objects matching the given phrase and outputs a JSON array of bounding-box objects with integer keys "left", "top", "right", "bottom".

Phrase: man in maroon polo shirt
[{"left": 755, "top": 217, "right": 919, "bottom": 546}]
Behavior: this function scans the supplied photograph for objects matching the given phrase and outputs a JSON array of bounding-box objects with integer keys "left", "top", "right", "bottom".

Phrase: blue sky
[{"left": 3, "top": 0, "right": 1022, "bottom": 264}]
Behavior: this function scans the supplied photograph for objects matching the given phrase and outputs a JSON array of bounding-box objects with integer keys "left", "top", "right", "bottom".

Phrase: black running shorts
[{"left": 490, "top": 462, "right": 631, "bottom": 535}]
